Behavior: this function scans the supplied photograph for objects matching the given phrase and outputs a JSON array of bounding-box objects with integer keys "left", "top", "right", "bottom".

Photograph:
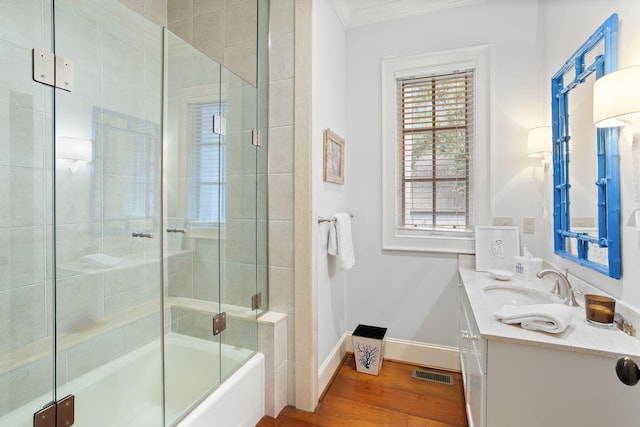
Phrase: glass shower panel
[
  {"left": 0, "top": 1, "right": 55, "bottom": 426},
  {"left": 53, "top": 1, "right": 163, "bottom": 425},
  {"left": 219, "top": 67, "right": 259, "bottom": 382},
  {"left": 257, "top": 0, "right": 270, "bottom": 314},
  {"left": 163, "top": 29, "right": 223, "bottom": 426}
]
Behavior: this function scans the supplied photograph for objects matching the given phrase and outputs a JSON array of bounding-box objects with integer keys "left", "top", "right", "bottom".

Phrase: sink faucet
[{"left": 536, "top": 268, "right": 578, "bottom": 306}]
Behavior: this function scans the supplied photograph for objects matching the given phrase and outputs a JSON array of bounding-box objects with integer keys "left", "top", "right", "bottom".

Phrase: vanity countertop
[{"left": 459, "top": 267, "right": 640, "bottom": 359}]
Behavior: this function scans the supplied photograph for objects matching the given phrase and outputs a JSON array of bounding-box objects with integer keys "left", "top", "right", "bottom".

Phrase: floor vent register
[{"left": 411, "top": 369, "right": 454, "bottom": 385}]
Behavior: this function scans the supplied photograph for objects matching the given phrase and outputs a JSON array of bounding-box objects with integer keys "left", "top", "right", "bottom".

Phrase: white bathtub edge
[{"left": 177, "top": 352, "right": 265, "bottom": 427}]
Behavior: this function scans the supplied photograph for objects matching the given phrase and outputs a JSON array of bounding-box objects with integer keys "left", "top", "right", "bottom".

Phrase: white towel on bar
[
  {"left": 493, "top": 303, "right": 573, "bottom": 334},
  {"left": 334, "top": 212, "right": 355, "bottom": 270},
  {"left": 327, "top": 222, "right": 338, "bottom": 256}
]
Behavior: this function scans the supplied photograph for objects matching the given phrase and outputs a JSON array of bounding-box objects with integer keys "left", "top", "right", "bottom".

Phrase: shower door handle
[
  {"left": 166, "top": 228, "right": 186, "bottom": 234},
  {"left": 132, "top": 232, "right": 153, "bottom": 238}
]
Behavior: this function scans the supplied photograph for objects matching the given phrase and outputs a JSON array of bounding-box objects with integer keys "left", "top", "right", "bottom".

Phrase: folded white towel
[
  {"left": 327, "top": 222, "right": 338, "bottom": 256},
  {"left": 334, "top": 212, "right": 355, "bottom": 270},
  {"left": 493, "top": 303, "right": 573, "bottom": 333}
]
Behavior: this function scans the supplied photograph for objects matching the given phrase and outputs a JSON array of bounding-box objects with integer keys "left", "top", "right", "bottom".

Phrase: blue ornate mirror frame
[{"left": 551, "top": 13, "right": 621, "bottom": 279}]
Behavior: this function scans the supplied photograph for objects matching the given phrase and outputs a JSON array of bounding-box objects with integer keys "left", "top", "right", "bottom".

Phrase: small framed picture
[
  {"left": 475, "top": 226, "right": 520, "bottom": 271},
  {"left": 323, "top": 128, "right": 344, "bottom": 184}
]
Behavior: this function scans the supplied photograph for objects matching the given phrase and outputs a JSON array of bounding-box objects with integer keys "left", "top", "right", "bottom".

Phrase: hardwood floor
[{"left": 256, "top": 355, "right": 468, "bottom": 426}]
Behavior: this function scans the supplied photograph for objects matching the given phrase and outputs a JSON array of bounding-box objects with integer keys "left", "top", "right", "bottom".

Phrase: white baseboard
[
  {"left": 318, "top": 332, "right": 461, "bottom": 395},
  {"left": 318, "top": 332, "right": 350, "bottom": 395}
]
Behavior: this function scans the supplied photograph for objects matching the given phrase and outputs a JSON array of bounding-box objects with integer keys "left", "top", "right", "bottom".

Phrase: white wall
[
  {"left": 313, "top": 0, "right": 349, "bottom": 366},
  {"left": 344, "top": 0, "right": 541, "bottom": 347}
]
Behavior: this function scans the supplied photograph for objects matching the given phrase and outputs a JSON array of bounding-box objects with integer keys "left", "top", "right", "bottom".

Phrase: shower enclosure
[{"left": 0, "top": 0, "right": 268, "bottom": 426}]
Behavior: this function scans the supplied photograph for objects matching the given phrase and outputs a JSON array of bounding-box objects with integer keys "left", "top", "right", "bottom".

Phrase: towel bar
[{"left": 317, "top": 214, "right": 354, "bottom": 223}]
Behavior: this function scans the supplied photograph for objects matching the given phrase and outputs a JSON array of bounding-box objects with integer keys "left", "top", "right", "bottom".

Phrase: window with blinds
[
  {"left": 188, "top": 101, "right": 226, "bottom": 226},
  {"left": 397, "top": 69, "right": 474, "bottom": 232}
]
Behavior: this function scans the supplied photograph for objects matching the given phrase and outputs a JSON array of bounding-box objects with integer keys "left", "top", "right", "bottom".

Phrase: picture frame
[
  {"left": 474, "top": 226, "right": 520, "bottom": 272},
  {"left": 323, "top": 128, "right": 345, "bottom": 184}
]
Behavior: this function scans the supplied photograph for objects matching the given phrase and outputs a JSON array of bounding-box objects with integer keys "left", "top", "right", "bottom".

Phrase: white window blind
[
  {"left": 188, "top": 101, "right": 226, "bottom": 225},
  {"left": 397, "top": 69, "right": 474, "bottom": 232}
]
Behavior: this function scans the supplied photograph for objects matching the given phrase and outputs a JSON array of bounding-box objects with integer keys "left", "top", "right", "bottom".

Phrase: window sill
[{"left": 382, "top": 229, "right": 475, "bottom": 254}]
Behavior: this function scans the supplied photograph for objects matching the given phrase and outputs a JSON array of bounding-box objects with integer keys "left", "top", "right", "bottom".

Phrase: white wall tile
[
  {"left": 167, "top": 0, "right": 193, "bottom": 23},
  {"left": 0, "top": 167, "right": 44, "bottom": 228},
  {"left": 0, "top": 227, "right": 46, "bottom": 291},
  {"left": 268, "top": 79, "right": 294, "bottom": 127},
  {"left": 268, "top": 220, "right": 293, "bottom": 268},
  {"left": 268, "top": 173, "right": 293, "bottom": 220},
  {"left": 269, "top": 32, "right": 294, "bottom": 81},
  {"left": 193, "top": 10, "right": 225, "bottom": 61},
  {"left": 194, "top": 0, "right": 225, "bottom": 15},
  {"left": 224, "top": 1, "right": 257, "bottom": 47},
  {"left": 268, "top": 266, "right": 293, "bottom": 314},
  {"left": 0, "top": 284, "right": 46, "bottom": 352},
  {"left": 269, "top": 0, "right": 294, "bottom": 36}
]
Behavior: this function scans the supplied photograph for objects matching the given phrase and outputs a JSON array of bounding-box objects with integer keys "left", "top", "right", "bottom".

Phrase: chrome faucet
[{"left": 536, "top": 268, "right": 578, "bottom": 306}]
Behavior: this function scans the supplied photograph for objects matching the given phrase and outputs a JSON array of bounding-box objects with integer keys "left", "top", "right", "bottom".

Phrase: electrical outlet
[
  {"left": 523, "top": 218, "right": 535, "bottom": 234},
  {"left": 492, "top": 216, "right": 513, "bottom": 226}
]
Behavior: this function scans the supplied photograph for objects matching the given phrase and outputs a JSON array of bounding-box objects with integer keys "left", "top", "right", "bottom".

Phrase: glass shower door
[
  {"left": 163, "top": 26, "right": 261, "bottom": 424},
  {"left": 0, "top": 1, "right": 55, "bottom": 426},
  {"left": 163, "top": 28, "right": 225, "bottom": 425},
  {"left": 219, "top": 66, "right": 259, "bottom": 381},
  {"left": 52, "top": 0, "right": 164, "bottom": 425}
]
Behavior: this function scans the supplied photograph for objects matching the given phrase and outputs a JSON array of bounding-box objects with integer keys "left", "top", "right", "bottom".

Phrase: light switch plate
[
  {"left": 492, "top": 216, "right": 513, "bottom": 226},
  {"left": 523, "top": 218, "right": 535, "bottom": 234}
]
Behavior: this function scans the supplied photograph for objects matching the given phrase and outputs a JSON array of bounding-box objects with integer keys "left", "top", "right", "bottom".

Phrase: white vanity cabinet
[{"left": 458, "top": 269, "right": 640, "bottom": 427}]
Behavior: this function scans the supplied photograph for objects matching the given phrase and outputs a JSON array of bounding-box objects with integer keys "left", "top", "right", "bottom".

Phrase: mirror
[{"left": 551, "top": 13, "right": 621, "bottom": 279}]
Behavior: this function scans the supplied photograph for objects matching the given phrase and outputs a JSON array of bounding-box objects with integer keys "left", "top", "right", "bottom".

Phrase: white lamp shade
[
  {"left": 57, "top": 137, "right": 93, "bottom": 162},
  {"left": 527, "top": 126, "right": 552, "bottom": 157},
  {"left": 593, "top": 65, "right": 640, "bottom": 128}
]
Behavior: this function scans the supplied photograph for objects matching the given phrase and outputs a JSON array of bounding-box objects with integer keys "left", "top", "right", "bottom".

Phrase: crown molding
[{"left": 331, "top": 0, "right": 486, "bottom": 29}]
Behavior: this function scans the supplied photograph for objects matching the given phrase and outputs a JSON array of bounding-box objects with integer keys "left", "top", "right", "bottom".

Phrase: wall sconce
[
  {"left": 57, "top": 137, "right": 93, "bottom": 172},
  {"left": 527, "top": 126, "right": 552, "bottom": 218},
  {"left": 593, "top": 65, "right": 640, "bottom": 128},
  {"left": 527, "top": 126, "right": 552, "bottom": 160}
]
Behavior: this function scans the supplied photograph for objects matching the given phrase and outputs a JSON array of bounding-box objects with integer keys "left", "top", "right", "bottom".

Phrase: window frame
[
  {"left": 381, "top": 45, "right": 490, "bottom": 253},
  {"left": 178, "top": 86, "right": 226, "bottom": 239},
  {"left": 187, "top": 99, "right": 227, "bottom": 228}
]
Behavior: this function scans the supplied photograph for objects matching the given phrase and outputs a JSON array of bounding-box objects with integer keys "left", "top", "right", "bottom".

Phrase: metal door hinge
[
  {"left": 34, "top": 395, "right": 75, "bottom": 427},
  {"left": 251, "top": 292, "right": 262, "bottom": 311},
  {"left": 32, "top": 48, "right": 74, "bottom": 92},
  {"left": 252, "top": 129, "right": 261, "bottom": 147},
  {"left": 213, "top": 312, "right": 227, "bottom": 336},
  {"left": 213, "top": 115, "right": 226, "bottom": 136}
]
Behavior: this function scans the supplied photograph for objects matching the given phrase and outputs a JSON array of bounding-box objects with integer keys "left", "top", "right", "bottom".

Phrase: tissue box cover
[
  {"left": 513, "top": 256, "right": 543, "bottom": 280},
  {"left": 352, "top": 324, "right": 387, "bottom": 375}
]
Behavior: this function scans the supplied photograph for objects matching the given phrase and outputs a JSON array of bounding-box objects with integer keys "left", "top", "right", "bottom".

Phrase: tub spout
[{"left": 536, "top": 268, "right": 578, "bottom": 306}]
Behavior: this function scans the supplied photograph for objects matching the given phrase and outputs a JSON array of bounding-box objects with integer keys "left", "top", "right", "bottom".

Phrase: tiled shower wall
[
  {"left": 266, "top": 0, "right": 296, "bottom": 410},
  {"left": 167, "top": 0, "right": 258, "bottom": 86}
]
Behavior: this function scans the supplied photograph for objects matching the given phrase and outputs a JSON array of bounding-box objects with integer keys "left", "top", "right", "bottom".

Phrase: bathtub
[{"left": 0, "top": 333, "right": 264, "bottom": 427}]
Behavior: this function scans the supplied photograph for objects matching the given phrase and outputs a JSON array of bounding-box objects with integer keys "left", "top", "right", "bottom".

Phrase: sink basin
[{"left": 484, "top": 284, "right": 561, "bottom": 306}]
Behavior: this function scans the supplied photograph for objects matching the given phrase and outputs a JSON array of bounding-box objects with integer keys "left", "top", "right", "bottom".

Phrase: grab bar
[{"left": 317, "top": 214, "right": 354, "bottom": 223}]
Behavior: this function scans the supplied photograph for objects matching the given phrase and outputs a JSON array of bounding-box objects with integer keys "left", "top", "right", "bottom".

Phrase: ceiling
[{"left": 331, "top": 0, "right": 487, "bottom": 28}]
